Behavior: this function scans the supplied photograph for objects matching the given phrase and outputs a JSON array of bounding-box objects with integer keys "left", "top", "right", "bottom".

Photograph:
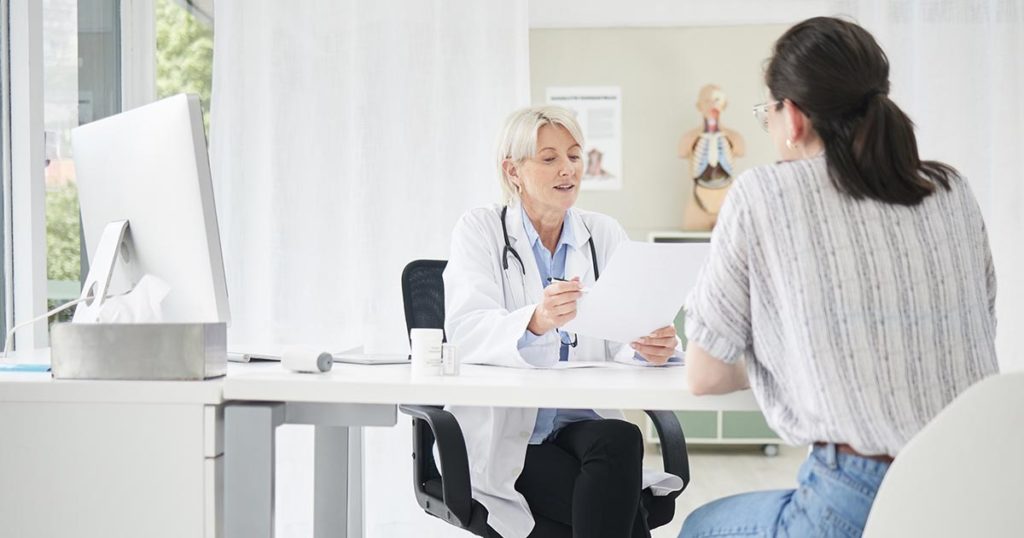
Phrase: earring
[{"left": 785, "top": 139, "right": 795, "bottom": 150}]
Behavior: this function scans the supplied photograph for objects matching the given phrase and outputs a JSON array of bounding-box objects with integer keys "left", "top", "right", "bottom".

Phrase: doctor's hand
[
  {"left": 528, "top": 277, "right": 583, "bottom": 336},
  {"left": 631, "top": 325, "right": 678, "bottom": 365}
]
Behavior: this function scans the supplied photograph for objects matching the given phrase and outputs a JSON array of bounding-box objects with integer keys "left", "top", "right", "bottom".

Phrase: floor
[{"left": 648, "top": 443, "right": 807, "bottom": 538}]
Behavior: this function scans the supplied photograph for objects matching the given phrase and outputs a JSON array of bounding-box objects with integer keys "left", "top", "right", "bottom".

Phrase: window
[
  {"left": 40, "top": 0, "right": 213, "bottom": 328},
  {"left": 156, "top": 0, "right": 214, "bottom": 132},
  {"left": 42, "top": 0, "right": 94, "bottom": 322},
  {"left": 43, "top": 0, "right": 122, "bottom": 325}
]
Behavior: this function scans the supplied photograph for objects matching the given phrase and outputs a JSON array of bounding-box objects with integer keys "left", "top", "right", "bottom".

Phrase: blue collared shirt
[{"left": 516, "top": 206, "right": 600, "bottom": 444}]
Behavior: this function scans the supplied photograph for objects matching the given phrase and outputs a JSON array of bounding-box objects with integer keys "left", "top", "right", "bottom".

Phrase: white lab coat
[{"left": 443, "top": 202, "right": 684, "bottom": 538}]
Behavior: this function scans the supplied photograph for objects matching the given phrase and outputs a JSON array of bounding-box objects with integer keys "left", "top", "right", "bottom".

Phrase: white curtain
[
  {"left": 211, "top": 0, "right": 529, "bottom": 354},
  {"left": 828, "top": 0, "right": 1024, "bottom": 371},
  {"left": 210, "top": 1, "right": 528, "bottom": 535}
]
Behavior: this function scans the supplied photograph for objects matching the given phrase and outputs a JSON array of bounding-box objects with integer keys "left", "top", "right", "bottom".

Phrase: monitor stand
[
  {"left": 73, "top": 220, "right": 138, "bottom": 323},
  {"left": 54, "top": 219, "right": 228, "bottom": 379}
]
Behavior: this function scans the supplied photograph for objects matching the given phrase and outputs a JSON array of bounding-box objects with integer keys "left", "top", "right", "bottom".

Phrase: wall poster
[{"left": 546, "top": 86, "right": 622, "bottom": 191}]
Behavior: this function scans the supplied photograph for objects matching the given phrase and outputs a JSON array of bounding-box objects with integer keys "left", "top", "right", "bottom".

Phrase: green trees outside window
[{"left": 156, "top": 0, "right": 213, "bottom": 131}]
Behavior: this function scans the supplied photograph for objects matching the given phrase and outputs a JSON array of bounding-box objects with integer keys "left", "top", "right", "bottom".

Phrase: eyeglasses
[{"left": 752, "top": 100, "right": 782, "bottom": 132}]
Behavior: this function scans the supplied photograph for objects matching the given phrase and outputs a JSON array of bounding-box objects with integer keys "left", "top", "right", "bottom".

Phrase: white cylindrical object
[
  {"left": 410, "top": 328, "right": 443, "bottom": 376},
  {"left": 281, "top": 347, "right": 333, "bottom": 373}
]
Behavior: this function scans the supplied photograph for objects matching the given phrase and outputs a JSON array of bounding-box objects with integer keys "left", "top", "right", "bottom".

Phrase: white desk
[
  {"left": 221, "top": 362, "right": 761, "bottom": 538},
  {"left": 224, "top": 362, "right": 757, "bottom": 410},
  {"left": 1, "top": 362, "right": 761, "bottom": 538}
]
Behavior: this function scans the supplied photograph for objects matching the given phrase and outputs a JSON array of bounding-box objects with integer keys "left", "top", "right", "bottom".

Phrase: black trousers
[{"left": 514, "top": 419, "right": 652, "bottom": 538}]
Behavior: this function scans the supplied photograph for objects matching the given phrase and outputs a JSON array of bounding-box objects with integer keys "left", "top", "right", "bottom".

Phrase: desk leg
[
  {"left": 314, "top": 426, "right": 364, "bottom": 538},
  {"left": 348, "top": 427, "right": 364, "bottom": 536},
  {"left": 225, "top": 403, "right": 285, "bottom": 538}
]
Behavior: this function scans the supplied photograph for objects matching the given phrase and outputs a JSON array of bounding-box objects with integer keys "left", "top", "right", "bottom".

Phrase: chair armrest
[
  {"left": 645, "top": 409, "right": 690, "bottom": 497},
  {"left": 399, "top": 404, "right": 473, "bottom": 527}
]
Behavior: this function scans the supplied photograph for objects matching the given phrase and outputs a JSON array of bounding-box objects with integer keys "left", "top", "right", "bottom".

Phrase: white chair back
[{"left": 863, "top": 372, "right": 1024, "bottom": 537}]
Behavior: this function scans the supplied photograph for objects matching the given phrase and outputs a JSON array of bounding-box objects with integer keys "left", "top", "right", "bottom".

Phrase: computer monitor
[{"left": 70, "top": 94, "right": 230, "bottom": 323}]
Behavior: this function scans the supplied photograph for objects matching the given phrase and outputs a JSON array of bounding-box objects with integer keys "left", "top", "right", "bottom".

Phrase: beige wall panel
[{"left": 531, "top": 25, "right": 788, "bottom": 239}]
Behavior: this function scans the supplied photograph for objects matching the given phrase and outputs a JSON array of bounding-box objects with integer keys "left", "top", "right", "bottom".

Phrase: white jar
[{"left": 410, "top": 328, "right": 443, "bottom": 376}]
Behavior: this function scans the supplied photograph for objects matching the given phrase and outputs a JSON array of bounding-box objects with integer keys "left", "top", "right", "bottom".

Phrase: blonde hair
[{"left": 495, "top": 106, "right": 585, "bottom": 203}]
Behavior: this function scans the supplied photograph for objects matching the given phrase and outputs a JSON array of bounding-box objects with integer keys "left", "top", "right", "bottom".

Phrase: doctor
[{"left": 444, "top": 106, "right": 684, "bottom": 538}]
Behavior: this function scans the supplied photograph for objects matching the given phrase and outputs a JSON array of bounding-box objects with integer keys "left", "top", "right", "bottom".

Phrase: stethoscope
[{"left": 500, "top": 205, "right": 600, "bottom": 349}]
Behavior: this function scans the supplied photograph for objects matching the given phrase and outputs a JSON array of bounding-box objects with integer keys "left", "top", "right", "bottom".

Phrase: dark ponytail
[{"left": 767, "top": 17, "right": 954, "bottom": 206}]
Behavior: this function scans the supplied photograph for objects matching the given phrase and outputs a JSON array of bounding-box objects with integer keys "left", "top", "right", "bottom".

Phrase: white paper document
[
  {"left": 542, "top": 361, "right": 629, "bottom": 369},
  {"left": 562, "top": 241, "right": 710, "bottom": 344},
  {"left": 539, "top": 357, "right": 684, "bottom": 369}
]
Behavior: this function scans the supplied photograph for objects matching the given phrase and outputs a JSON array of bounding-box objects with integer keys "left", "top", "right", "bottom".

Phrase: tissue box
[{"left": 50, "top": 322, "right": 227, "bottom": 380}]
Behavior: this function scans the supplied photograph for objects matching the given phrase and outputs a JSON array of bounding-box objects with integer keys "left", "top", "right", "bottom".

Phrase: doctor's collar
[{"left": 520, "top": 205, "right": 580, "bottom": 251}]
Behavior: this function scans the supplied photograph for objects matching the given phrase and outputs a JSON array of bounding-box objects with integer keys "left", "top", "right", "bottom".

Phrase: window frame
[
  {"left": 8, "top": 0, "right": 48, "bottom": 350},
  {"left": 121, "top": 0, "right": 155, "bottom": 110},
  {"left": 0, "top": 0, "right": 10, "bottom": 348}
]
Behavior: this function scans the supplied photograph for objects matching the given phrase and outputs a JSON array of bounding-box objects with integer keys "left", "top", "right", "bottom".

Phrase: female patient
[
  {"left": 680, "top": 17, "right": 998, "bottom": 537},
  {"left": 443, "top": 106, "right": 683, "bottom": 538}
]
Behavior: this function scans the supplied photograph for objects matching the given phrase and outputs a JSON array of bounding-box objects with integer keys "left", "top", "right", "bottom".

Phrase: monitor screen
[{"left": 71, "top": 94, "right": 230, "bottom": 323}]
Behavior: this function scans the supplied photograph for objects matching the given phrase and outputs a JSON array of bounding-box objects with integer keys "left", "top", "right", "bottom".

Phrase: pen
[{"left": 547, "top": 277, "right": 590, "bottom": 293}]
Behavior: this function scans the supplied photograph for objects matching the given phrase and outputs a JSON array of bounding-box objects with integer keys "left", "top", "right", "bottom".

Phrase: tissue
[{"left": 77, "top": 275, "right": 170, "bottom": 323}]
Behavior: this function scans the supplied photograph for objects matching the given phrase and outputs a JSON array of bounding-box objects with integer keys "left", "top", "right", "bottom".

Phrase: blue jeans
[{"left": 679, "top": 443, "right": 890, "bottom": 537}]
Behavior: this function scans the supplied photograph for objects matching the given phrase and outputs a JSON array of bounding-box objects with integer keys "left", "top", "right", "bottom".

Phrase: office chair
[{"left": 398, "top": 259, "right": 691, "bottom": 537}]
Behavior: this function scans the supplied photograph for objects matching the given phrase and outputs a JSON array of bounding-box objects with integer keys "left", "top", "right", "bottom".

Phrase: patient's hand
[{"left": 631, "top": 325, "right": 678, "bottom": 365}]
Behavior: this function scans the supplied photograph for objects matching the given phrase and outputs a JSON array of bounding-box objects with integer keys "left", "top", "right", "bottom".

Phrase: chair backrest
[
  {"left": 862, "top": 371, "right": 1024, "bottom": 537},
  {"left": 400, "top": 259, "right": 448, "bottom": 484},
  {"left": 401, "top": 259, "right": 448, "bottom": 343}
]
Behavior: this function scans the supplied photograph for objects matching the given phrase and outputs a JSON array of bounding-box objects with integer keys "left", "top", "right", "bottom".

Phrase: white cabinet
[{"left": 0, "top": 376, "right": 223, "bottom": 537}]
